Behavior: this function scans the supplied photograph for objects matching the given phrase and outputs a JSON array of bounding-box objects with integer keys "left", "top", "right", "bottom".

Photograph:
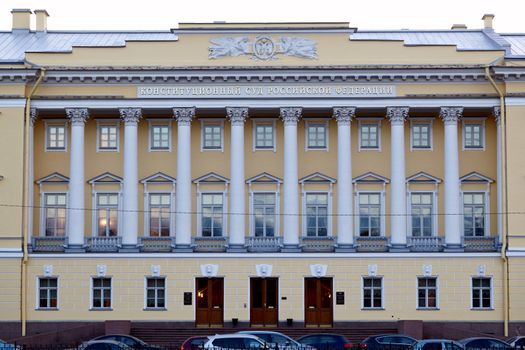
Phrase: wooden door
[
  {"left": 250, "top": 278, "right": 278, "bottom": 327},
  {"left": 304, "top": 277, "right": 333, "bottom": 327},
  {"left": 196, "top": 277, "right": 224, "bottom": 327}
]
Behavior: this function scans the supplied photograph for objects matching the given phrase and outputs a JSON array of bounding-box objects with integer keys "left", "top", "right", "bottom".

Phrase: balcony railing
[
  {"left": 139, "top": 236, "right": 175, "bottom": 252},
  {"left": 463, "top": 236, "right": 498, "bottom": 252},
  {"left": 192, "top": 236, "right": 228, "bottom": 252},
  {"left": 355, "top": 236, "right": 389, "bottom": 252},
  {"left": 407, "top": 236, "right": 444, "bottom": 252},
  {"left": 246, "top": 236, "right": 282, "bottom": 252},
  {"left": 300, "top": 236, "right": 336, "bottom": 252},
  {"left": 85, "top": 236, "right": 122, "bottom": 252},
  {"left": 31, "top": 236, "right": 66, "bottom": 252}
]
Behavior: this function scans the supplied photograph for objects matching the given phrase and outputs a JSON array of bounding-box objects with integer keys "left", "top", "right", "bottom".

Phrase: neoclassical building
[{"left": 1, "top": 9, "right": 525, "bottom": 340}]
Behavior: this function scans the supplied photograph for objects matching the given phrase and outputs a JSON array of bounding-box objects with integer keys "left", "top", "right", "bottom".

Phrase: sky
[{"left": 0, "top": 0, "right": 524, "bottom": 32}]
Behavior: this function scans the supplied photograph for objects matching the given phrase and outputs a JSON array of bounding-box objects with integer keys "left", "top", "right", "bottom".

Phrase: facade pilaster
[
  {"left": 28, "top": 108, "right": 37, "bottom": 242},
  {"left": 494, "top": 106, "right": 503, "bottom": 246}
]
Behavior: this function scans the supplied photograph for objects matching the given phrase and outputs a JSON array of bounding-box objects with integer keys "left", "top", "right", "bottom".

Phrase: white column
[
  {"left": 334, "top": 107, "right": 356, "bottom": 251},
  {"left": 440, "top": 107, "right": 463, "bottom": 250},
  {"left": 119, "top": 108, "right": 142, "bottom": 251},
  {"left": 28, "top": 109, "right": 37, "bottom": 241},
  {"left": 494, "top": 106, "right": 503, "bottom": 246},
  {"left": 65, "top": 108, "right": 89, "bottom": 251},
  {"left": 280, "top": 107, "right": 301, "bottom": 251},
  {"left": 227, "top": 107, "right": 248, "bottom": 251},
  {"left": 173, "top": 107, "right": 195, "bottom": 251},
  {"left": 388, "top": 106, "right": 409, "bottom": 251}
]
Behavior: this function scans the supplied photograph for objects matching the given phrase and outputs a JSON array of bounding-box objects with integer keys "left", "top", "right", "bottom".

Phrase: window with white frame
[
  {"left": 145, "top": 277, "right": 166, "bottom": 309},
  {"left": 472, "top": 277, "right": 491, "bottom": 309},
  {"left": 359, "top": 122, "right": 380, "bottom": 149},
  {"left": 411, "top": 193, "right": 433, "bottom": 237},
  {"left": 97, "top": 193, "right": 119, "bottom": 237},
  {"left": 97, "top": 124, "right": 118, "bottom": 151},
  {"left": 92, "top": 277, "right": 112, "bottom": 309},
  {"left": 463, "top": 193, "right": 485, "bottom": 237},
  {"left": 253, "top": 193, "right": 275, "bottom": 237},
  {"left": 150, "top": 124, "right": 170, "bottom": 151},
  {"left": 38, "top": 277, "right": 58, "bottom": 309},
  {"left": 202, "top": 123, "right": 222, "bottom": 150},
  {"left": 44, "top": 193, "right": 67, "bottom": 237},
  {"left": 305, "top": 193, "right": 328, "bottom": 236},
  {"left": 306, "top": 122, "right": 327, "bottom": 150},
  {"left": 463, "top": 122, "right": 484, "bottom": 149},
  {"left": 46, "top": 124, "right": 66, "bottom": 151},
  {"left": 417, "top": 277, "right": 437, "bottom": 309},
  {"left": 411, "top": 123, "right": 432, "bottom": 149},
  {"left": 254, "top": 122, "right": 274, "bottom": 150},
  {"left": 149, "top": 194, "right": 171, "bottom": 237},
  {"left": 358, "top": 193, "right": 381, "bottom": 236},
  {"left": 363, "top": 277, "right": 382, "bottom": 309},
  {"left": 201, "top": 193, "right": 223, "bottom": 237}
]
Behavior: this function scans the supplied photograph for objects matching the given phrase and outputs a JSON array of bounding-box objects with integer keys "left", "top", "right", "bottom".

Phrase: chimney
[
  {"left": 11, "top": 8, "right": 32, "bottom": 32},
  {"left": 451, "top": 24, "right": 467, "bottom": 30},
  {"left": 482, "top": 14, "right": 495, "bottom": 29},
  {"left": 34, "top": 9, "right": 49, "bottom": 32}
]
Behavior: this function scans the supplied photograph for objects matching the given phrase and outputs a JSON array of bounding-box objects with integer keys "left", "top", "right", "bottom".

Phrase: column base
[
  {"left": 282, "top": 244, "right": 301, "bottom": 253},
  {"left": 389, "top": 244, "right": 410, "bottom": 252},
  {"left": 119, "top": 245, "right": 140, "bottom": 253},
  {"left": 65, "top": 244, "right": 85, "bottom": 253},
  {"left": 172, "top": 244, "right": 194, "bottom": 253},
  {"left": 335, "top": 244, "right": 356, "bottom": 253},
  {"left": 443, "top": 244, "right": 464, "bottom": 252},
  {"left": 227, "top": 244, "right": 247, "bottom": 253}
]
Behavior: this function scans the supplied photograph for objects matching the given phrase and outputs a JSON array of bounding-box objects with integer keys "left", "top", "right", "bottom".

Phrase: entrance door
[
  {"left": 304, "top": 277, "right": 333, "bottom": 327},
  {"left": 250, "top": 278, "right": 278, "bottom": 327},
  {"left": 196, "top": 277, "right": 224, "bottom": 327}
]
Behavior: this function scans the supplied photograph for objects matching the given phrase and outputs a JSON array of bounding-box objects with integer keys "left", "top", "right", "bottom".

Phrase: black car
[
  {"left": 507, "top": 336, "right": 525, "bottom": 349},
  {"left": 92, "top": 335, "right": 160, "bottom": 350},
  {"left": 359, "top": 334, "right": 417, "bottom": 350},
  {"left": 297, "top": 334, "right": 352, "bottom": 350},
  {"left": 458, "top": 338, "right": 512, "bottom": 350}
]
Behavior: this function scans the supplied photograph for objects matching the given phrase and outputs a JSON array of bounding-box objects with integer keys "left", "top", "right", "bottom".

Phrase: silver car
[
  {"left": 411, "top": 340, "right": 465, "bottom": 350},
  {"left": 238, "top": 331, "right": 316, "bottom": 350}
]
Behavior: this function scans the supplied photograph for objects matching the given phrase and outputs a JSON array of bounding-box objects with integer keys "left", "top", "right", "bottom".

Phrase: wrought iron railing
[
  {"left": 407, "top": 236, "right": 443, "bottom": 252},
  {"left": 139, "top": 236, "right": 175, "bottom": 252},
  {"left": 355, "top": 236, "right": 389, "bottom": 252},
  {"left": 192, "top": 236, "right": 228, "bottom": 252},
  {"left": 85, "top": 236, "right": 122, "bottom": 252},
  {"left": 31, "top": 236, "right": 66, "bottom": 252},
  {"left": 463, "top": 236, "right": 498, "bottom": 252},
  {"left": 300, "top": 236, "right": 336, "bottom": 252},
  {"left": 246, "top": 236, "right": 282, "bottom": 252}
]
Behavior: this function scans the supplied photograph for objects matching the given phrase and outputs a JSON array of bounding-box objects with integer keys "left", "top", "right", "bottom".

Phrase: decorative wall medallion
[
  {"left": 309, "top": 264, "right": 328, "bottom": 277},
  {"left": 477, "top": 264, "right": 486, "bottom": 276},
  {"left": 151, "top": 265, "right": 161, "bottom": 277},
  {"left": 96, "top": 265, "right": 107, "bottom": 277},
  {"left": 43, "top": 264, "right": 53, "bottom": 277},
  {"left": 368, "top": 264, "right": 378, "bottom": 277},
  {"left": 200, "top": 264, "right": 219, "bottom": 277},
  {"left": 423, "top": 264, "right": 433, "bottom": 277},
  {"left": 256, "top": 264, "right": 273, "bottom": 277}
]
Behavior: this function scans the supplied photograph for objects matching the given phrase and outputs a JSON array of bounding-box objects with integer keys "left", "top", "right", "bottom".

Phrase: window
[
  {"left": 305, "top": 193, "right": 328, "bottom": 236},
  {"left": 363, "top": 277, "right": 382, "bottom": 309},
  {"left": 253, "top": 193, "right": 275, "bottom": 237},
  {"left": 463, "top": 193, "right": 485, "bottom": 237},
  {"left": 472, "top": 277, "right": 492, "bottom": 309},
  {"left": 202, "top": 123, "right": 222, "bottom": 150},
  {"left": 306, "top": 122, "right": 327, "bottom": 150},
  {"left": 417, "top": 277, "right": 438, "bottom": 309},
  {"left": 359, "top": 122, "right": 380, "bottom": 150},
  {"left": 359, "top": 193, "right": 381, "bottom": 236},
  {"left": 38, "top": 277, "right": 58, "bottom": 309},
  {"left": 411, "top": 123, "right": 432, "bottom": 149},
  {"left": 411, "top": 193, "right": 433, "bottom": 237},
  {"left": 150, "top": 124, "right": 170, "bottom": 151},
  {"left": 44, "top": 193, "right": 66, "bottom": 237},
  {"left": 254, "top": 122, "right": 274, "bottom": 150},
  {"left": 46, "top": 124, "right": 66, "bottom": 151},
  {"left": 149, "top": 194, "right": 171, "bottom": 237},
  {"left": 97, "top": 124, "right": 118, "bottom": 151},
  {"left": 92, "top": 277, "right": 112, "bottom": 309},
  {"left": 201, "top": 193, "right": 223, "bottom": 236},
  {"left": 145, "top": 277, "right": 166, "bottom": 309},
  {"left": 97, "top": 193, "right": 118, "bottom": 237},
  {"left": 463, "top": 122, "right": 484, "bottom": 149}
]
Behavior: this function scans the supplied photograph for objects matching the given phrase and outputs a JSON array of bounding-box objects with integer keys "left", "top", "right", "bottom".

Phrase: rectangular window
[
  {"left": 472, "top": 277, "right": 491, "bottom": 309},
  {"left": 359, "top": 193, "right": 381, "bottom": 236},
  {"left": 146, "top": 277, "right": 166, "bottom": 309},
  {"left": 464, "top": 123, "right": 484, "bottom": 149},
  {"left": 92, "top": 277, "right": 112, "bottom": 309},
  {"left": 360, "top": 123, "right": 379, "bottom": 149},
  {"left": 38, "top": 277, "right": 58, "bottom": 309},
  {"left": 411, "top": 193, "right": 433, "bottom": 237},
  {"left": 202, "top": 123, "right": 222, "bottom": 150},
  {"left": 412, "top": 123, "right": 432, "bottom": 149},
  {"left": 150, "top": 125, "right": 170, "bottom": 150},
  {"left": 253, "top": 193, "right": 276, "bottom": 237},
  {"left": 46, "top": 124, "right": 66, "bottom": 150},
  {"left": 307, "top": 123, "right": 327, "bottom": 149},
  {"left": 201, "top": 193, "right": 223, "bottom": 237},
  {"left": 254, "top": 123, "right": 274, "bottom": 150},
  {"left": 417, "top": 277, "right": 437, "bottom": 309},
  {"left": 363, "top": 277, "right": 382, "bottom": 309},
  {"left": 97, "top": 193, "right": 119, "bottom": 237},
  {"left": 149, "top": 194, "right": 171, "bottom": 237},
  {"left": 306, "top": 193, "right": 328, "bottom": 236},
  {"left": 44, "top": 193, "right": 67, "bottom": 237},
  {"left": 463, "top": 193, "right": 485, "bottom": 237},
  {"left": 98, "top": 124, "right": 118, "bottom": 151}
]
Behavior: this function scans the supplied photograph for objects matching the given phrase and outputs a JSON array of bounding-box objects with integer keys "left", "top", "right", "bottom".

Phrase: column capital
[
  {"left": 29, "top": 108, "right": 38, "bottom": 126},
  {"left": 119, "top": 107, "right": 142, "bottom": 125},
  {"left": 439, "top": 106, "right": 463, "bottom": 125},
  {"left": 280, "top": 107, "right": 302, "bottom": 125},
  {"left": 387, "top": 106, "right": 409, "bottom": 125},
  {"left": 333, "top": 107, "right": 356, "bottom": 125},
  {"left": 226, "top": 107, "right": 249, "bottom": 125},
  {"left": 173, "top": 107, "right": 195, "bottom": 126},
  {"left": 493, "top": 106, "right": 501, "bottom": 125},
  {"left": 66, "top": 108, "right": 89, "bottom": 125}
]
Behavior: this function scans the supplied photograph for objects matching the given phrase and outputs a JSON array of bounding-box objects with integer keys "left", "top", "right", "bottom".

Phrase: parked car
[
  {"left": 458, "top": 338, "right": 512, "bottom": 350},
  {"left": 359, "top": 335, "right": 417, "bottom": 350},
  {"left": 181, "top": 336, "right": 209, "bottom": 350},
  {"left": 203, "top": 334, "right": 271, "bottom": 350},
  {"left": 410, "top": 340, "right": 464, "bottom": 350},
  {"left": 79, "top": 340, "right": 134, "bottom": 350},
  {"left": 0, "top": 340, "right": 16, "bottom": 350},
  {"left": 238, "top": 331, "right": 315, "bottom": 350},
  {"left": 297, "top": 334, "right": 352, "bottom": 350},
  {"left": 92, "top": 335, "right": 161, "bottom": 350},
  {"left": 506, "top": 336, "right": 525, "bottom": 349}
]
